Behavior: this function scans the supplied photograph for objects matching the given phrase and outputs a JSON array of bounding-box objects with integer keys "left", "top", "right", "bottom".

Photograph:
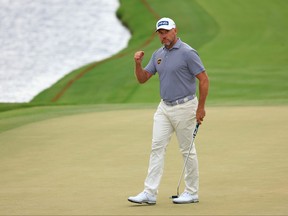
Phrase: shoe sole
[
  {"left": 128, "top": 199, "right": 156, "bottom": 205},
  {"left": 173, "top": 200, "right": 199, "bottom": 204}
]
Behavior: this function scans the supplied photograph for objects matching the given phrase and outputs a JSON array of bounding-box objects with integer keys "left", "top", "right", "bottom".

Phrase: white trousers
[{"left": 144, "top": 98, "right": 199, "bottom": 196}]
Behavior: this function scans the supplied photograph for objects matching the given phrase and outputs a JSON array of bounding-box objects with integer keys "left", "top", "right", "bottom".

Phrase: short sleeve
[
  {"left": 186, "top": 50, "right": 205, "bottom": 76},
  {"left": 144, "top": 52, "right": 157, "bottom": 75}
]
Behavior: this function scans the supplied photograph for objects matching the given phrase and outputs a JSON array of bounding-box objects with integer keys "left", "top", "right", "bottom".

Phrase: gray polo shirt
[{"left": 145, "top": 38, "right": 205, "bottom": 102}]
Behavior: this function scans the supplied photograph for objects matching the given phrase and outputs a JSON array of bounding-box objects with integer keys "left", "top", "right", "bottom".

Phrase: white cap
[{"left": 155, "top": 17, "right": 176, "bottom": 31}]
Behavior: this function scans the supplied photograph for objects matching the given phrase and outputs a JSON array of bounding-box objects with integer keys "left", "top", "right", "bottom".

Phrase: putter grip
[{"left": 193, "top": 123, "right": 200, "bottom": 138}]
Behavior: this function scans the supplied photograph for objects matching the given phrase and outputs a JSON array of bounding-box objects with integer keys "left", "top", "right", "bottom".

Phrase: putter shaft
[{"left": 174, "top": 123, "right": 200, "bottom": 197}]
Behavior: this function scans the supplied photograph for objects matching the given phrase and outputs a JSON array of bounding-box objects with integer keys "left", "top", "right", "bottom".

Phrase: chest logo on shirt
[{"left": 157, "top": 58, "right": 162, "bottom": 64}]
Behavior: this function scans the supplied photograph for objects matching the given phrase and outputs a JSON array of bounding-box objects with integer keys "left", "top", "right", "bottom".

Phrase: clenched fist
[{"left": 134, "top": 51, "right": 144, "bottom": 64}]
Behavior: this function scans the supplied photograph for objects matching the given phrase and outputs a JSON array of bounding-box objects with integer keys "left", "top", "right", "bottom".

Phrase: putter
[{"left": 170, "top": 122, "right": 200, "bottom": 199}]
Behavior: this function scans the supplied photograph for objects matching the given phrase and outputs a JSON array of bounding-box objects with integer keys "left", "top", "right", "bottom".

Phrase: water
[{"left": 0, "top": 0, "right": 131, "bottom": 102}]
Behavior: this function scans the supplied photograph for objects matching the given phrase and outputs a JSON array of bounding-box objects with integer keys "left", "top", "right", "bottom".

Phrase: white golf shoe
[
  {"left": 172, "top": 192, "right": 199, "bottom": 204},
  {"left": 128, "top": 191, "right": 156, "bottom": 205}
]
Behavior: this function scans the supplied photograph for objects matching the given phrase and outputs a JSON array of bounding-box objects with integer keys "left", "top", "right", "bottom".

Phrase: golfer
[{"left": 128, "top": 17, "right": 209, "bottom": 204}]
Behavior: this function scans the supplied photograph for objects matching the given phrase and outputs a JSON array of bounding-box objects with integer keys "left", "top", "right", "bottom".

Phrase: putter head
[{"left": 170, "top": 195, "right": 178, "bottom": 199}]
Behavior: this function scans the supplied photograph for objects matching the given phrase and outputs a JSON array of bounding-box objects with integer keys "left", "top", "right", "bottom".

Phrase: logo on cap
[{"left": 158, "top": 21, "right": 169, "bottom": 27}]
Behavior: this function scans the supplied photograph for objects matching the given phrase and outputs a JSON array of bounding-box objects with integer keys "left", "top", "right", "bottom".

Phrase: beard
[
  {"left": 162, "top": 38, "right": 171, "bottom": 46},
  {"left": 161, "top": 36, "right": 176, "bottom": 48}
]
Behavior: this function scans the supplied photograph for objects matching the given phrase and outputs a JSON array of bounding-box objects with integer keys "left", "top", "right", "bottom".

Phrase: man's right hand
[{"left": 134, "top": 51, "right": 144, "bottom": 64}]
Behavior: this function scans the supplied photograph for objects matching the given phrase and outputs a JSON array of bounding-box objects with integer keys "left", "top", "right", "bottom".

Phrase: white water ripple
[{"left": 0, "top": 0, "right": 131, "bottom": 102}]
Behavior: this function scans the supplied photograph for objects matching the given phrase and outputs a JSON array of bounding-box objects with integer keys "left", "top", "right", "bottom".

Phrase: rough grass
[{"left": 28, "top": 0, "right": 288, "bottom": 106}]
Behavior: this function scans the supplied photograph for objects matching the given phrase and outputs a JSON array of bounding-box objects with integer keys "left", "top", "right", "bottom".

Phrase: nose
[{"left": 160, "top": 33, "right": 167, "bottom": 38}]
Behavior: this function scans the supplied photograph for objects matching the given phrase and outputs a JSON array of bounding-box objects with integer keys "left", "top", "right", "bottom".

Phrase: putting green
[{"left": 0, "top": 106, "right": 287, "bottom": 215}]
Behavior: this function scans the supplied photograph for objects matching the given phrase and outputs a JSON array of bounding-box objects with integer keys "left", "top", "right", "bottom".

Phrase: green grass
[
  {"left": 197, "top": 0, "right": 288, "bottom": 105},
  {"left": 28, "top": 0, "right": 288, "bottom": 106}
]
